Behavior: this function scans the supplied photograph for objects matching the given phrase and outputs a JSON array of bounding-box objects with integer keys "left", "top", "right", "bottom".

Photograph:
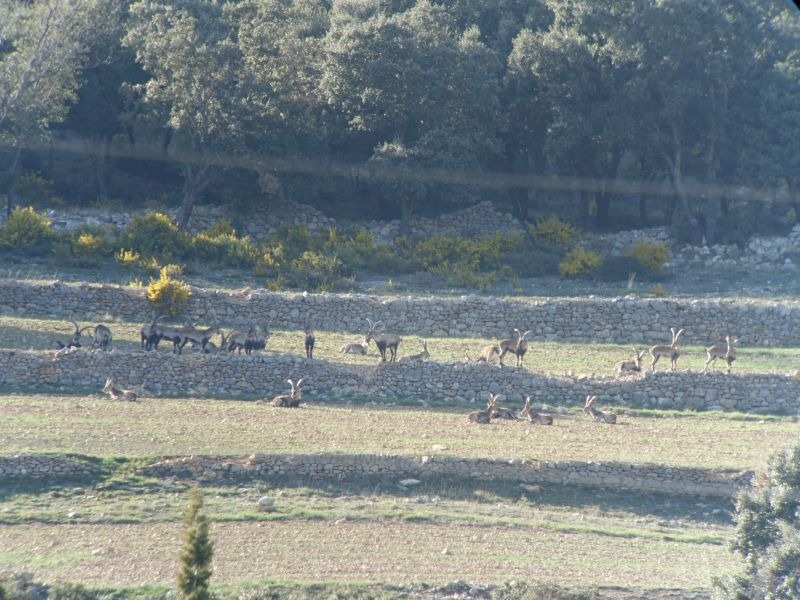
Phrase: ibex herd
[
  {"left": 468, "top": 393, "right": 615, "bottom": 425},
  {"left": 615, "top": 326, "right": 739, "bottom": 375}
]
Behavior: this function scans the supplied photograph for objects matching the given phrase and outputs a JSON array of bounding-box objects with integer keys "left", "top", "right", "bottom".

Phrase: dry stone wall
[
  {"left": 1, "top": 348, "right": 798, "bottom": 413},
  {"left": 0, "top": 453, "right": 751, "bottom": 498},
  {"left": 141, "top": 453, "right": 753, "bottom": 498},
  {"left": 1, "top": 280, "right": 799, "bottom": 346}
]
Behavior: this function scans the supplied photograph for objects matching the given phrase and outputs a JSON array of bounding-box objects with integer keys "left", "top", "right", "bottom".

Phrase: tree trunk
[
  {"left": 399, "top": 197, "right": 413, "bottom": 235},
  {"left": 596, "top": 193, "right": 611, "bottom": 230},
  {"left": 176, "top": 162, "right": 209, "bottom": 230},
  {"left": 4, "top": 147, "right": 23, "bottom": 219}
]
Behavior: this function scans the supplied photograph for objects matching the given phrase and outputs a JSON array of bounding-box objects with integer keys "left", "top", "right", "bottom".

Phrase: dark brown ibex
[
  {"left": 52, "top": 321, "right": 93, "bottom": 350},
  {"left": 91, "top": 324, "right": 113, "bottom": 351},
  {"left": 365, "top": 318, "right": 401, "bottom": 362},
  {"left": 498, "top": 329, "right": 531, "bottom": 367},
  {"left": 304, "top": 319, "right": 315, "bottom": 359}
]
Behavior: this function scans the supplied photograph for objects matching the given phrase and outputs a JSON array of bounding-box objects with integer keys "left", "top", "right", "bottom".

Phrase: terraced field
[{"left": 1, "top": 311, "right": 798, "bottom": 598}]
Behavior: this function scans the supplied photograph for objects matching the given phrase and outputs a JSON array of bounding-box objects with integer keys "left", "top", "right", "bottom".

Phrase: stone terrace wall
[
  {"left": 144, "top": 454, "right": 751, "bottom": 498},
  {"left": 0, "top": 454, "right": 98, "bottom": 479},
  {"left": 1, "top": 280, "right": 800, "bottom": 346},
  {"left": 1, "top": 349, "right": 798, "bottom": 413},
  {"left": 0, "top": 452, "right": 750, "bottom": 497}
]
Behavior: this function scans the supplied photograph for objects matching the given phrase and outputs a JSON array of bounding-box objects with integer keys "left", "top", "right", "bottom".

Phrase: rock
[{"left": 256, "top": 496, "right": 275, "bottom": 512}]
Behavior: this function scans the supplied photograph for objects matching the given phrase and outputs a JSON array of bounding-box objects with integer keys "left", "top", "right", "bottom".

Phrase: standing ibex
[
  {"left": 616, "top": 348, "right": 646, "bottom": 375},
  {"left": 91, "top": 324, "right": 113, "bottom": 351},
  {"left": 271, "top": 378, "right": 303, "bottom": 407},
  {"left": 244, "top": 322, "right": 270, "bottom": 355},
  {"left": 584, "top": 395, "right": 616, "bottom": 424},
  {"left": 649, "top": 327, "right": 684, "bottom": 371},
  {"left": 704, "top": 335, "right": 738, "bottom": 373},
  {"left": 365, "top": 318, "right": 401, "bottom": 362},
  {"left": 143, "top": 315, "right": 183, "bottom": 353},
  {"left": 304, "top": 319, "right": 315, "bottom": 359},
  {"left": 103, "top": 377, "right": 137, "bottom": 402},
  {"left": 177, "top": 322, "right": 220, "bottom": 354},
  {"left": 499, "top": 329, "right": 531, "bottom": 367},
  {"left": 52, "top": 321, "right": 93, "bottom": 350}
]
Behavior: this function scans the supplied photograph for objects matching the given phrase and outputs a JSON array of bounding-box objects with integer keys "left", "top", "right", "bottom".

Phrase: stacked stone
[{"left": 1, "top": 281, "right": 800, "bottom": 346}]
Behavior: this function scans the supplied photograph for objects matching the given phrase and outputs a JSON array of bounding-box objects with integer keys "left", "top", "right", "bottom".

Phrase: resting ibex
[
  {"left": 468, "top": 398, "right": 493, "bottom": 424},
  {"left": 487, "top": 393, "right": 516, "bottom": 420},
  {"left": 91, "top": 324, "right": 113, "bottom": 351},
  {"left": 616, "top": 348, "right": 646, "bottom": 375},
  {"left": 304, "top": 319, "right": 315, "bottom": 359},
  {"left": 365, "top": 318, "right": 401, "bottom": 362},
  {"left": 519, "top": 396, "right": 553, "bottom": 425},
  {"left": 52, "top": 321, "right": 93, "bottom": 350},
  {"left": 340, "top": 337, "right": 369, "bottom": 355},
  {"left": 704, "top": 335, "right": 738, "bottom": 373},
  {"left": 499, "top": 329, "right": 531, "bottom": 367},
  {"left": 584, "top": 395, "right": 616, "bottom": 424},
  {"left": 103, "top": 377, "right": 137, "bottom": 402},
  {"left": 398, "top": 340, "right": 429, "bottom": 363},
  {"left": 649, "top": 327, "right": 684, "bottom": 371},
  {"left": 271, "top": 378, "right": 303, "bottom": 407},
  {"left": 475, "top": 344, "right": 501, "bottom": 364}
]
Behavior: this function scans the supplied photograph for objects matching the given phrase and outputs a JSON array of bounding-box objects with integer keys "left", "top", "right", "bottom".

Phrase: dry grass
[
  {"left": 0, "top": 520, "right": 739, "bottom": 590},
  {"left": 1, "top": 393, "right": 795, "bottom": 470}
]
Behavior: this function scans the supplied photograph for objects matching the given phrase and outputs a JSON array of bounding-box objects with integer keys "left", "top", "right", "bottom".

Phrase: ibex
[
  {"left": 103, "top": 377, "right": 137, "bottom": 402},
  {"left": 499, "top": 329, "right": 531, "bottom": 367},
  {"left": 487, "top": 393, "right": 517, "bottom": 420},
  {"left": 91, "top": 324, "right": 113, "bottom": 351},
  {"left": 584, "top": 395, "right": 616, "bottom": 424},
  {"left": 177, "top": 321, "right": 220, "bottom": 354},
  {"left": 244, "top": 322, "right": 270, "bottom": 355},
  {"left": 649, "top": 327, "right": 684, "bottom": 371},
  {"left": 365, "top": 318, "right": 401, "bottom": 362},
  {"left": 475, "top": 344, "right": 501, "bottom": 364},
  {"left": 616, "top": 348, "right": 646, "bottom": 375},
  {"left": 398, "top": 340, "right": 429, "bottom": 363},
  {"left": 142, "top": 314, "right": 183, "bottom": 353},
  {"left": 304, "top": 319, "right": 315, "bottom": 359},
  {"left": 340, "top": 337, "right": 369, "bottom": 355},
  {"left": 704, "top": 335, "right": 738, "bottom": 373},
  {"left": 467, "top": 398, "right": 493, "bottom": 424},
  {"left": 519, "top": 396, "right": 553, "bottom": 425},
  {"left": 52, "top": 321, "right": 93, "bottom": 350},
  {"left": 225, "top": 327, "right": 251, "bottom": 354},
  {"left": 271, "top": 378, "right": 303, "bottom": 407}
]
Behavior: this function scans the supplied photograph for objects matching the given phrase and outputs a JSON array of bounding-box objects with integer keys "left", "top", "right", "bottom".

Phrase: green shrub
[
  {"left": 205, "top": 217, "right": 237, "bottom": 237},
  {"left": 123, "top": 212, "right": 190, "bottom": 261},
  {"left": 531, "top": 216, "right": 580, "bottom": 249},
  {"left": 12, "top": 172, "right": 54, "bottom": 208},
  {"left": 147, "top": 265, "right": 190, "bottom": 317},
  {"left": 625, "top": 240, "right": 670, "bottom": 274},
  {"left": 178, "top": 488, "right": 213, "bottom": 600},
  {"left": 558, "top": 247, "right": 602, "bottom": 277},
  {"left": 0, "top": 206, "right": 54, "bottom": 252},
  {"left": 192, "top": 231, "right": 259, "bottom": 268},
  {"left": 291, "top": 250, "right": 349, "bottom": 291}
]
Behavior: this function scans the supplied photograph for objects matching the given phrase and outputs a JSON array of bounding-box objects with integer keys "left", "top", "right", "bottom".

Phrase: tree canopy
[{"left": 2, "top": 0, "right": 799, "bottom": 239}]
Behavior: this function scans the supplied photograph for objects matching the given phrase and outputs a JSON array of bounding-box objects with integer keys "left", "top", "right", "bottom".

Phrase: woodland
[{"left": 2, "top": 0, "right": 800, "bottom": 247}]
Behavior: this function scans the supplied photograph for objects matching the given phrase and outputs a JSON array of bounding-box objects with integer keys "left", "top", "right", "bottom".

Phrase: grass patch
[{"left": 2, "top": 315, "right": 800, "bottom": 377}]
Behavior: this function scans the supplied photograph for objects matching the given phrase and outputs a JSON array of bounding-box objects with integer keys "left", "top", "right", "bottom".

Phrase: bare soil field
[{"left": 1, "top": 393, "right": 796, "bottom": 470}]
